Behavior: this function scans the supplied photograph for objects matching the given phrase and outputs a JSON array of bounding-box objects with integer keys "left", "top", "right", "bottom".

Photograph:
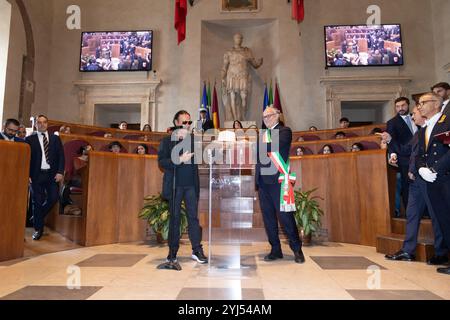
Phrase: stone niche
[
  {"left": 201, "top": 19, "right": 278, "bottom": 125},
  {"left": 74, "top": 78, "right": 161, "bottom": 130},
  {"left": 320, "top": 76, "right": 412, "bottom": 128}
]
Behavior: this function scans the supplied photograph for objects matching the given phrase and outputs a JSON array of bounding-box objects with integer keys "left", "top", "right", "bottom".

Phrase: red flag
[
  {"left": 274, "top": 82, "right": 283, "bottom": 114},
  {"left": 292, "top": 0, "right": 305, "bottom": 23},
  {"left": 175, "top": 0, "right": 187, "bottom": 45},
  {"left": 212, "top": 85, "right": 220, "bottom": 129}
]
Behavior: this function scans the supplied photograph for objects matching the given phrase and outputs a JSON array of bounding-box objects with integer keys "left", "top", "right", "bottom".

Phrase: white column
[{"left": 0, "top": 0, "right": 12, "bottom": 126}]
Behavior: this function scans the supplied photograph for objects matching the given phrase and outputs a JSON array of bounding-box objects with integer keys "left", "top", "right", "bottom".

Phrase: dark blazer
[
  {"left": 415, "top": 114, "right": 450, "bottom": 181},
  {"left": 25, "top": 133, "right": 65, "bottom": 181},
  {"left": 387, "top": 114, "right": 415, "bottom": 167},
  {"left": 201, "top": 119, "right": 215, "bottom": 132},
  {"left": 256, "top": 124, "right": 292, "bottom": 187},
  {"left": 158, "top": 134, "right": 200, "bottom": 200},
  {"left": 442, "top": 101, "right": 450, "bottom": 117},
  {"left": 0, "top": 134, "right": 25, "bottom": 143}
]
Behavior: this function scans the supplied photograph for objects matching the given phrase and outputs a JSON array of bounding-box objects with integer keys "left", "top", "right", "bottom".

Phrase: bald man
[{"left": 256, "top": 107, "right": 305, "bottom": 264}]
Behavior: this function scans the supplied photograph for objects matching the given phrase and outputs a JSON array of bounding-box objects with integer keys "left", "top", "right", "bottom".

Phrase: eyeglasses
[
  {"left": 263, "top": 114, "right": 277, "bottom": 120},
  {"left": 418, "top": 100, "right": 438, "bottom": 107},
  {"left": 5, "top": 127, "right": 18, "bottom": 134},
  {"left": 182, "top": 121, "right": 193, "bottom": 125}
]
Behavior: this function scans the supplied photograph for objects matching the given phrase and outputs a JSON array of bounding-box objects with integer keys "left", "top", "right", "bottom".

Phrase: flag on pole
[
  {"left": 175, "top": 0, "right": 187, "bottom": 45},
  {"left": 263, "top": 84, "right": 270, "bottom": 111},
  {"left": 274, "top": 82, "right": 283, "bottom": 114},
  {"left": 200, "top": 83, "right": 210, "bottom": 120},
  {"left": 292, "top": 0, "right": 305, "bottom": 24},
  {"left": 269, "top": 81, "right": 274, "bottom": 107},
  {"left": 207, "top": 81, "right": 212, "bottom": 116},
  {"left": 212, "top": 84, "right": 220, "bottom": 129},
  {"left": 274, "top": 82, "right": 284, "bottom": 124}
]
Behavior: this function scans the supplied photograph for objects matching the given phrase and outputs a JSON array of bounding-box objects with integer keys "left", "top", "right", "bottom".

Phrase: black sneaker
[
  {"left": 167, "top": 250, "right": 178, "bottom": 263},
  {"left": 192, "top": 250, "right": 208, "bottom": 264}
]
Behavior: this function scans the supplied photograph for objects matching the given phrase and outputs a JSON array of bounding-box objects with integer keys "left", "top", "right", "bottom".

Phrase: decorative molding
[
  {"left": 320, "top": 76, "right": 412, "bottom": 128},
  {"left": 74, "top": 79, "right": 162, "bottom": 130}
]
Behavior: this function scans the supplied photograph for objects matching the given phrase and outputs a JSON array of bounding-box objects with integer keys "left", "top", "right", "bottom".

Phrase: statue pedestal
[{"left": 223, "top": 121, "right": 257, "bottom": 129}]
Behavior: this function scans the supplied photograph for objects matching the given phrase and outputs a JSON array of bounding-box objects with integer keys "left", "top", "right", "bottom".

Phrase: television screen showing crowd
[
  {"left": 80, "top": 31, "right": 152, "bottom": 72},
  {"left": 325, "top": 25, "right": 403, "bottom": 67}
]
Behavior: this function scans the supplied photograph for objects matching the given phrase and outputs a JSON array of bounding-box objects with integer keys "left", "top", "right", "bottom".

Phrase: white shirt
[
  {"left": 37, "top": 131, "right": 51, "bottom": 170},
  {"left": 1, "top": 132, "right": 14, "bottom": 141},
  {"left": 424, "top": 112, "right": 443, "bottom": 147},
  {"left": 270, "top": 122, "right": 280, "bottom": 130},
  {"left": 401, "top": 114, "right": 417, "bottom": 134},
  {"left": 442, "top": 99, "right": 449, "bottom": 113}
]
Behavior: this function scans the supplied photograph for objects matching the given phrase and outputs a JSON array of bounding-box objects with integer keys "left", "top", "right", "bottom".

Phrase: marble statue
[{"left": 221, "top": 33, "right": 263, "bottom": 121}]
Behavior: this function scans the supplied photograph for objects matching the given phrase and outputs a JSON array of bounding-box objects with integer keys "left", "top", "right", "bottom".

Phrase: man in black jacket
[
  {"left": 387, "top": 97, "right": 417, "bottom": 212},
  {"left": 199, "top": 108, "right": 214, "bottom": 132},
  {"left": 26, "top": 115, "right": 65, "bottom": 240},
  {"left": 256, "top": 107, "right": 305, "bottom": 264},
  {"left": 0, "top": 118, "right": 25, "bottom": 142},
  {"left": 415, "top": 93, "right": 450, "bottom": 275},
  {"left": 158, "top": 110, "right": 207, "bottom": 266}
]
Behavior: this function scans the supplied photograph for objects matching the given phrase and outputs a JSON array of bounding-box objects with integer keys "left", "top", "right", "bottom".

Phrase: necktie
[
  {"left": 405, "top": 116, "right": 414, "bottom": 134},
  {"left": 425, "top": 126, "right": 430, "bottom": 150},
  {"left": 42, "top": 133, "right": 50, "bottom": 164}
]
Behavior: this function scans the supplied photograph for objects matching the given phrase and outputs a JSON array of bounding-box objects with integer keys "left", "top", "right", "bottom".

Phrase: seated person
[
  {"left": 297, "top": 136, "right": 305, "bottom": 142},
  {"left": 233, "top": 120, "right": 243, "bottom": 129},
  {"left": 64, "top": 126, "right": 72, "bottom": 134},
  {"left": 309, "top": 126, "right": 318, "bottom": 132},
  {"left": 109, "top": 141, "right": 123, "bottom": 154},
  {"left": 16, "top": 125, "right": 27, "bottom": 139},
  {"left": 136, "top": 144, "right": 148, "bottom": 155},
  {"left": 142, "top": 124, "right": 152, "bottom": 132},
  {"left": 322, "top": 144, "right": 334, "bottom": 154},
  {"left": 335, "top": 131, "right": 346, "bottom": 139},
  {"left": 351, "top": 143, "right": 364, "bottom": 152},
  {"left": 119, "top": 121, "right": 128, "bottom": 130},
  {"left": 339, "top": 117, "right": 350, "bottom": 128},
  {"left": 295, "top": 147, "right": 306, "bottom": 156},
  {"left": 322, "top": 144, "right": 334, "bottom": 155},
  {"left": 104, "top": 132, "right": 113, "bottom": 138},
  {"left": 74, "top": 145, "right": 92, "bottom": 172},
  {"left": 370, "top": 127, "right": 383, "bottom": 135}
]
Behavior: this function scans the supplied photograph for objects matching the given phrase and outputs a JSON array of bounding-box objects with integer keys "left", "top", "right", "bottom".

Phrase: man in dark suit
[
  {"left": 414, "top": 93, "right": 450, "bottom": 275},
  {"left": 0, "top": 118, "right": 25, "bottom": 142},
  {"left": 387, "top": 97, "right": 417, "bottom": 212},
  {"left": 199, "top": 109, "right": 214, "bottom": 132},
  {"left": 385, "top": 106, "right": 448, "bottom": 264},
  {"left": 158, "top": 110, "right": 207, "bottom": 267},
  {"left": 26, "top": 115, "right": 65, "bottom": 240},
  {"left": 256, "top": 107, "right": 305, "bottom": 264},
  {"left": 431, "top": 82, "right": 450, "bottom": 116}
]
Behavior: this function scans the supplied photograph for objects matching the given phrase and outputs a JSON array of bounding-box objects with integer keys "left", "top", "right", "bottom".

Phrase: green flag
[{"left": 269, "top": 80, "right": 274, "bottom": 106}]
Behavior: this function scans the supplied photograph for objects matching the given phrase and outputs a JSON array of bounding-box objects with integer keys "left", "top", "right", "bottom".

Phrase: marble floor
[{"left": 0, "top": 231, "right": 449, "bottom": 300}]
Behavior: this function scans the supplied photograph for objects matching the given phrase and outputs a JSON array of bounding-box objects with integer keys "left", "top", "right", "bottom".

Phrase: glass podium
[{"left": 198, "top": 139, "right": 257, "bottom": 277}]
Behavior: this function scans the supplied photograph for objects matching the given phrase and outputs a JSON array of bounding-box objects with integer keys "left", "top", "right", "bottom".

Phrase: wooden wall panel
[{"left": 0, "top": 141, "right": 30, "bottom": 262}]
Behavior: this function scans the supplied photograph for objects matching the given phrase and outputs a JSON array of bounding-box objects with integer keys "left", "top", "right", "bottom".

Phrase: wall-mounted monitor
[
  {"left": 324, "top": 24, "right": 403, "bottom": 68},
  {"left": 79, "top": 31, "right": 153, "bottom": 72}
]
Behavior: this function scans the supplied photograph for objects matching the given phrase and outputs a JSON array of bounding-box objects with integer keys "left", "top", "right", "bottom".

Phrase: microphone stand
[{"left": 157, "top": 139, "right": 182, "bottom": 271}]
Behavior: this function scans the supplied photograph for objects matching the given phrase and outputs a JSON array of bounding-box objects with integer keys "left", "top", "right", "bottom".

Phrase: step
[
  {"left": 376, "top": 233, "right": 435, "bottom": 262},
  {"left": 391, "top": 218, "right": 434, "bottom": 240}
]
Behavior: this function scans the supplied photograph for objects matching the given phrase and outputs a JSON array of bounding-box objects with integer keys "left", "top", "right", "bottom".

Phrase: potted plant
[
  {"left": 293, "top": 188, "right": 324, "bottom": 246},
  {"left": 139, "top": 194, "right": 188, "bottom": 243}
]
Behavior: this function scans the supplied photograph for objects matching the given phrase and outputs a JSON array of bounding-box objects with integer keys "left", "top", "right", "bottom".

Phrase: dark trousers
[
  {"left": 258, "top": 183, "right": 302, "bottom": 253},
  {"left": 399, "top": 165, "right": 410, "bottom": 210},
  {"left": 402, "top": 179, "right": 448, "bottom": 256},
  {"left": 426, "top": 179, "right": 450, "bottom": 253},
  {"left": 31, "top": 171, "right": 59, "bottom": 231},
  {"left": 168, "top": 186, "right": 202, "bottom": 255}
]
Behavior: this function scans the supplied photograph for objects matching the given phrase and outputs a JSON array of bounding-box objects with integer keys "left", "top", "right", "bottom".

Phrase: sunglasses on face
[{"left": 182, "top": 121, "right": 193, "bottom": 125}]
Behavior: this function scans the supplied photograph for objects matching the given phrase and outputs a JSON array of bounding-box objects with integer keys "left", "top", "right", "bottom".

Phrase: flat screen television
[
  {"left": 79, "top": 31, "right": 153, "bottom": 72},
  {"left": 324, "top": 24, "right": 403, "bottom": 68}
]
